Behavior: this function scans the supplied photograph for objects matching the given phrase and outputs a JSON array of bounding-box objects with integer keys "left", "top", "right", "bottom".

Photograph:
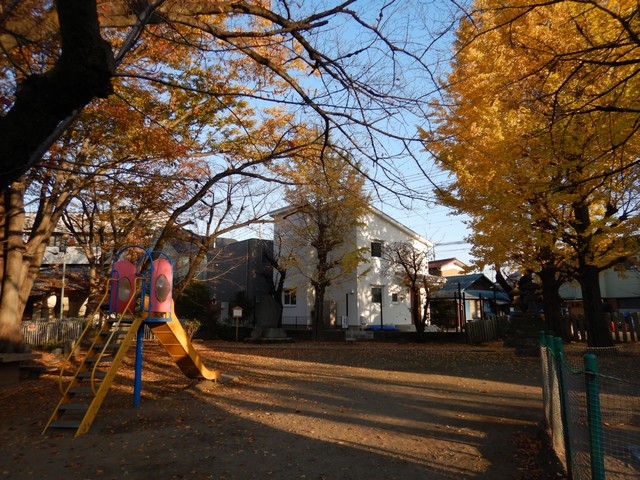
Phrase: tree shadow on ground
[
  {"left": 1, "top": 342, "right": 562, "bottom": 479},
  {"left": 206, "top": 340, "right": 544, "bottom": 387}
]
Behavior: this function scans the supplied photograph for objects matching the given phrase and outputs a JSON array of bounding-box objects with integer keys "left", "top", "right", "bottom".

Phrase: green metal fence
[{"left": 540, "top": 334, "right": 640, "bottom": 479}]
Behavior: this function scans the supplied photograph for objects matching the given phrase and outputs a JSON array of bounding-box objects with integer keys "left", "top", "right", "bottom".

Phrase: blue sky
[
  {"left": 321, "top": 1, "right": 475, "bottom": 265},
  {"left": 370, "top": 176, "right": 475, "bottom": 268},
  {"left": 237, "top": 1, "right": 479, "bottom": 272}
]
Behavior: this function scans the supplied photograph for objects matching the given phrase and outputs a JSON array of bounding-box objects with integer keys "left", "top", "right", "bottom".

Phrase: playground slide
[{"left": 149, "top": 306, "right": 220, "bottom": 381}]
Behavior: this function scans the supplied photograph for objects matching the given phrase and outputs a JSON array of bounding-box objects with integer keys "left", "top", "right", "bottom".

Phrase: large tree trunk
[
  {"left": 312, "top": 285, "right": 325, "bottom": 341},
  {"left": 0, "top": 181, "right": 27, "bottom": 352},
  {"left": 0, "top": 174, "right": 74, "bottom": 351},
  {"left": 262, "top": 250, "right": 286, "bottom": 329},
  {"left": 0, "top": 0, "right": 114, "bottom": 188},
  {"left": 578, "top": 264, "right": 613, "bottom": 347},
  {"left": 572, "top": 201, "right": 613, "bottom": 347},
  {"left": 411, "top": 286, "right": 425, "bottom": 342},
  {"left": 19, "top": 242, "right": 48, "bottom": 319},
  {"left": 0, "top": 196, "right": 4, "bottom": 290},
  {"left": 538, "top": 266, "right": 568, "bottom": 341},
  {"left": 312, "top": 241, "right": 330, "bottom": 341}
]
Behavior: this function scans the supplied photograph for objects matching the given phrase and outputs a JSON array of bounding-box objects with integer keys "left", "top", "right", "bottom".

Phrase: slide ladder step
[
  {"left": 92, "top": 343, "right": 122, "bottom": 350},
  {"left": 84, "top": 356, "right": 114, "bottom": 364},
  {"left": 107, "top": 318, "right": 134, "bottom": 325},
  {"left": 43, "top": 311, "right": 144, "bottom": 438},
  {"left": 50, "top": 420, "right": 81, "bottom": 429},
  {"left": 58, "top": 403, "right": 89, "bottom": 412},
  {"left": 101, "top": 329, "right": 130, "bottom": 336},
  {"left": 69, "top": 386, "right": 96, "bottom": 395},
  {"left": 77, "top": 371, "right": 106, "bottom": 379}
]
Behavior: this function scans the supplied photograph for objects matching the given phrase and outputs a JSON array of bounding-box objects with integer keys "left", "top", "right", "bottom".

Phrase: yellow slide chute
[{"left": 149, "top": 303, "right": 220, "bottom": 381}]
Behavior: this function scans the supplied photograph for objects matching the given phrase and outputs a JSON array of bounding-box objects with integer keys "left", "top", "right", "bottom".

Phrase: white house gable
[
  {"left": 273, "top": 205, "right": 434, "bottom": 330},
  {"left": 355, "top": 209, "right": 433, "bottom": 329}
]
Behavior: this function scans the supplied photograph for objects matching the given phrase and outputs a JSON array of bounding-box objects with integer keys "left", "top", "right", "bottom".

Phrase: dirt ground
[{"left": 1, "top": 340, "right": 565, "bottom": 480}]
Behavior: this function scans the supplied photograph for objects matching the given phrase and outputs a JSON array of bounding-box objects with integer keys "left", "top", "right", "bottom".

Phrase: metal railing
[
  {"left": 281, "top": 316, "right": 312, "bottom": 330},
  {"left": 21, "top": 318, "right": 157, "bottom": 346},
  {"left": 22, "top": 318, "right": 88, "bottom": 346}
]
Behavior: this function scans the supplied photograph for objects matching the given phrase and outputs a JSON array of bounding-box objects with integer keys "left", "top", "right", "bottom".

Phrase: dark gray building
[{"left": 210, "top": 238, "right": 274, "bottom": 326}]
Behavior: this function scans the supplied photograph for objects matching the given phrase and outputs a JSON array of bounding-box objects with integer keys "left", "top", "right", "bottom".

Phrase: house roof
[
  {"left": 430, "top": 258, "right": 468, "bottom": 269},
  {"left": 463, "top": 289, "right": 511, "bottom": 304},
  {"left": 438, "top": 273, "right": 486, "bottom": 291},
  {"left": 432, "top": 273, "right": 511, "bottom": 303},
  {"left": 369, "top": 208, "right": 432, "bottom": 247},
  {"left": 30, "top": 266, "right": 90, "bottom": 296},
  {"left": 41, "top": 246, "right": 90, "bottom": 265}
]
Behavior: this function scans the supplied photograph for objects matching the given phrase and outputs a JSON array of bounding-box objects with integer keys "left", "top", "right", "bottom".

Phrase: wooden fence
[
  {"left": 567, "top": 312, "right": 639, "bottom": 343},
  {"left": 466, "top": 315, "right": 510, "bottom": 344},
  {"left": 466, "top": 313, "right": 640, "bottom": 345}
]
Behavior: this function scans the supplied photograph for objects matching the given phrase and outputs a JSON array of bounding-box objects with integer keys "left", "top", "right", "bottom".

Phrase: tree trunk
[
  {"left": 0, "top": 171, "right": 77, "bottom": 351},
  {"left": 275, "top": 302, "right": 284, "bottom": 329},
  {"left": 0, "top": 198, "right": 4, "bottom": 287},
  {"left": 0, "top": 0, "right": 114, "bottom": 188},
  {"left": 0, "top": 181, "right": 27, "bottom": 352},
  {"left": 312, "top": 241, "right": 330, "bottom": 341},
  {"left": 571, "top": 201, "right": 613, "bottom": 347},
  {"left": 411, "top": 286, "right": 425, "bottom": 342},
  {"left": 538, "top": 266, "right": 569, "bottom": 341},
  {"left": 263, "top": 253, "right": 286, "bottom": 329},
  {"left": 18, "top": 241, "right": 48, "bottom": 320},
  {"left": 274, "top": 270, "right": 286, "bottom": 329},
  {"left": 313, "top": 285, "right": 325, "bottom": 341},
  {"left": 578, "top": 264, "right": 613, "bottom": 347},
  {"left": 494, "top": 265, "right": 513, "bottom": 295}
]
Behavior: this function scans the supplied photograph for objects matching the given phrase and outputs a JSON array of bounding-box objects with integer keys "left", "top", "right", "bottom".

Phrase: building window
[
  {"left": 283, "top": 288, "right": 297, "bottom": 306},
  {"left": 391, "top": 293, "right": 398, "bottom": 303},
  {"left": 371, "top": 241, "right": 383, "bottom": 258},
  {"left": 371, "top": 286, "right": 382, "bottom": 304}
]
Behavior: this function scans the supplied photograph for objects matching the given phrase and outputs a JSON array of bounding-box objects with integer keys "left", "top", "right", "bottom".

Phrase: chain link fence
[{"left": 541, "top": 335, "right": 640, "bottom": 479}]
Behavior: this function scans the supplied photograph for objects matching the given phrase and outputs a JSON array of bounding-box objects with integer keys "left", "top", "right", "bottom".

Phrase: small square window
[
  {"left": 391, "top": 293, "right": 398, "bottom": 303},
  {"left": 371, "top": 241, "right": 382, "bottom": 258},
  {"left": 284, "top": 288, "right": 297, "bottom": 306},
  {"left": 371, "top": 286, "right": 382, "bottom": 304}
]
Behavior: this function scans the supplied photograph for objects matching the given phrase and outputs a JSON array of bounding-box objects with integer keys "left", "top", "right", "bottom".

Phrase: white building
[
  {"left": 271, "top": 206, "right": 434, "bottom": 330},
  {"left": 560, "top": 264, "right": 640, "bottom": 315}
]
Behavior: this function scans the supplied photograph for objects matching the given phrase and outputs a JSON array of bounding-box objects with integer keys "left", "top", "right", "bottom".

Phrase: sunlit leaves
[
  {"left": 277, "top": 140, "right": 371, "bottom": 331},
  {"left": 423, "top": 0, "right": 640, "bottom": 277}
]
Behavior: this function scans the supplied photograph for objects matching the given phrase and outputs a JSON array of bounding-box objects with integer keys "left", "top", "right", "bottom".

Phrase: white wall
[
  {"left": 559, "top": 267, "right": 640, "bottom": 308},
  {"left": 353, "top": 210, "right": 432, "bottom": 327},
  {"left": 274, "top": 207, "right": 434, "bottom": 328}
]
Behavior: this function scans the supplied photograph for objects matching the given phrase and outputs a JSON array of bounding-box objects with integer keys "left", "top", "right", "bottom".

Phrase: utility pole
[{"left": 58, "top": 235, "right": 68, "bottom": 342}]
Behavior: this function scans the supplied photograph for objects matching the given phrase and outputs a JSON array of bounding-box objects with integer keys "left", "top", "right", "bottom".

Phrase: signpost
[{"left": 232, "top": 306, "right": 243, "bottom": 341}]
